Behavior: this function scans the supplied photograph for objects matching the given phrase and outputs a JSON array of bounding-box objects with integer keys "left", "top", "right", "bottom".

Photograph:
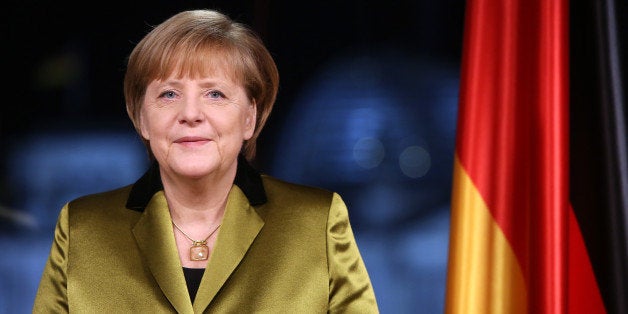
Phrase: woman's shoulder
[
  {"left": 259, "top": 174, "right": 337, "bottom": 205},
  {"left": 67, "top": 184, "right": 134, "bottom": 210},
  {"left": 56, "top": 184, "right": 139, "bottom": 226},
  {"left": 261, "top": 174, "right": 331, "bottom": 192}
]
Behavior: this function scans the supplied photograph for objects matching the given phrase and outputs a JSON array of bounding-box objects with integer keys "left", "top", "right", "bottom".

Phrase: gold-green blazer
[{"left": 33, "top": 159, "right": 378, "bottom": 313}]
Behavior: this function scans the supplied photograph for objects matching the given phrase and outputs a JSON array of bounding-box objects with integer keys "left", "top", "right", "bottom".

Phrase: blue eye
[
  {"left": 159, "top": 91, "right": 177, "bottom": 99},
  {"left": 208, "top": 90, "right": 225, "bottom": 99}
]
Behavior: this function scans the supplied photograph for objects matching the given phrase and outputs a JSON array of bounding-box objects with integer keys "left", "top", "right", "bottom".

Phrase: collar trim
[{"left": 125, "top": 155, "right": 267, "bottom": 211}]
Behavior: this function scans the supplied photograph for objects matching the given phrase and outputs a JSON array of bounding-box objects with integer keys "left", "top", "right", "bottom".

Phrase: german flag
[{"left": 445, "top": 0, "right": 627, "bottom": 313}]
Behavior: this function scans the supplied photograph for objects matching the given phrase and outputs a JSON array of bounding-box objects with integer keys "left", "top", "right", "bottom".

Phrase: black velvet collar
[{"left": 125, "top": 155, "right": 267, "bottom": 212}]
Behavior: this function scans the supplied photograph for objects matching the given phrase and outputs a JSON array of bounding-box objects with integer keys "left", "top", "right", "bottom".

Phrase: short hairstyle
[{"left": 124, "top": 9, "right": 279, "bottom": 161}]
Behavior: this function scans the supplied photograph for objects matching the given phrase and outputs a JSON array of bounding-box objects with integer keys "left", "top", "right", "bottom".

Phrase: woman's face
[{"left": 140, "top": 67, "right": 256, "bottom": 180}]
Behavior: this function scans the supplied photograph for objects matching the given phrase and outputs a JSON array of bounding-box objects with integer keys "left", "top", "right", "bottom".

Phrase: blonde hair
[{"left": 124, "top": 9, "right": 279, "bottom": 161}]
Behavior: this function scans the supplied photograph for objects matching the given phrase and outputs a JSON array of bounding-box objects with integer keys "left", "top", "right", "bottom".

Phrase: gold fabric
[{"left": 33, "top": 175, "right": 378, "bottom": 313}]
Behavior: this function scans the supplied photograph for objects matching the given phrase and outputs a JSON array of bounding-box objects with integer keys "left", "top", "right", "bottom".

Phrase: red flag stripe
[{"left": 446, "top": 0, "right": 606, "bottom": 312}]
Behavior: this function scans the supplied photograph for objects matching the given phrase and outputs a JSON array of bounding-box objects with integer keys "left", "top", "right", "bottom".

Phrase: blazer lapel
[
  {"left": 132, "top": 191, "right": 194, "bottom": 313},
  {"left": 193, "top": 185, "right": 264, "bottom": 312}
]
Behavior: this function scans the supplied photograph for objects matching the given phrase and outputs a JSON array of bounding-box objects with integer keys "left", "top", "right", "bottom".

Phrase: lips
[{"left": 174, "top": 136, "right": 211, "bottom": 145}]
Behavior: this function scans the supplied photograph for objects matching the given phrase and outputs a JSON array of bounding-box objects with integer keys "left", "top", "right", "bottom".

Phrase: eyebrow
[{"left": 157, "top": 78, "right": 235, "bottom": 88}]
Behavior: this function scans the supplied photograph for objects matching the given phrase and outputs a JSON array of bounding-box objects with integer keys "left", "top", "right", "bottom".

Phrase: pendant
[{"left": 190, "top": 241, "right": 209, "bottom": 261}]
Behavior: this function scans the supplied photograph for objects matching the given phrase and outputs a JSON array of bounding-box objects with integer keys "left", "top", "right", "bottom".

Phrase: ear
[
  {"left": 243, "top": 99, "right": 257, "bottom": 140},
  {"left": 139, "top": 109, "right": 150, "bottom": 141}
]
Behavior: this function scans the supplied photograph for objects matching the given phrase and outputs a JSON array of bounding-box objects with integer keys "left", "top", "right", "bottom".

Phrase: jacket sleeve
[
  {"left": 32, "top": 203, "right": 70, "bottom": 313},
  {"left": 327, "top": 193, "right": 379, "bottom": 313}
]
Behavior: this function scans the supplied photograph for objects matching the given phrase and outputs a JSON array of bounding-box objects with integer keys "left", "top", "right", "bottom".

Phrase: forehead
[
  {"left": 148, "top": 42, "right": 245, "bottom": 85},
  {"left": 149, "top": 68, "right": 242, "bottom": 91}
]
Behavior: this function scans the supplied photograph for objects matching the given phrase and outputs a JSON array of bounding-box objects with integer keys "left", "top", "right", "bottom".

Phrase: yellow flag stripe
[{"left": 446, "top": 155, "right": 527, "bottom": 314}]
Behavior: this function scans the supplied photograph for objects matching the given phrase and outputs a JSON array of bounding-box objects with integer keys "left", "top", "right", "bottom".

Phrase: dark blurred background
[{"left": 1, "top": 1, "right": 465, "bottom": 313}]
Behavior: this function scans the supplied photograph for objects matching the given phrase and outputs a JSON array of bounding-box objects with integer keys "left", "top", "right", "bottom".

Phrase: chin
[
  {"left": 167, "top": 155, "right": 221, "bottom": 178},
  {"left": 174, "top": 164, "right": 219, "bottom": 179}
]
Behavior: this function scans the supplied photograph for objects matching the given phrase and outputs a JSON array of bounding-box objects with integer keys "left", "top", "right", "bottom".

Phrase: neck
[{"left": 161, "top": 163, "right": 236, "bottom": 225}]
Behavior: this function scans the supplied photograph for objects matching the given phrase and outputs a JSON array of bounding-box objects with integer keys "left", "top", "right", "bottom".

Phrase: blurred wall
[{"left": 2, "top": 1, "right": 464, "bottom": 313}]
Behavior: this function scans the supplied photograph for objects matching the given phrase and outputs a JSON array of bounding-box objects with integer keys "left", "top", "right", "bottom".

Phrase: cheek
[
  {"left": 140, "top": 107, "right": 174, "bottom": 140},
  {"left": 139, "top": 109, "right": 168, "bottom": 141}
]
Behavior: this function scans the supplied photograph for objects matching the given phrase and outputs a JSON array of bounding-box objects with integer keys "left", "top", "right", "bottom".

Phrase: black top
[{"left": 182, "top": 267, "right": 205, "bottom": 302}]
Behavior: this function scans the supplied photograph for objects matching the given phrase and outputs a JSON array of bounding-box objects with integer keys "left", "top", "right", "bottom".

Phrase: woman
[{"left": 33, "top": 9, "right": 378, "bottom": 313}]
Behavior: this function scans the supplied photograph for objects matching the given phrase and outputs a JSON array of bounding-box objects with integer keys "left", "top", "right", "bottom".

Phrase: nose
[{"left": 178, "top": 98, "right": 204, "bottom": 125}]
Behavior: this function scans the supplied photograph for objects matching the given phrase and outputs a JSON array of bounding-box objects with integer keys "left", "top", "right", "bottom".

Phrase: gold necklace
[{"left": 172, "top": 220, "right": 221, "bottom": 261}]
